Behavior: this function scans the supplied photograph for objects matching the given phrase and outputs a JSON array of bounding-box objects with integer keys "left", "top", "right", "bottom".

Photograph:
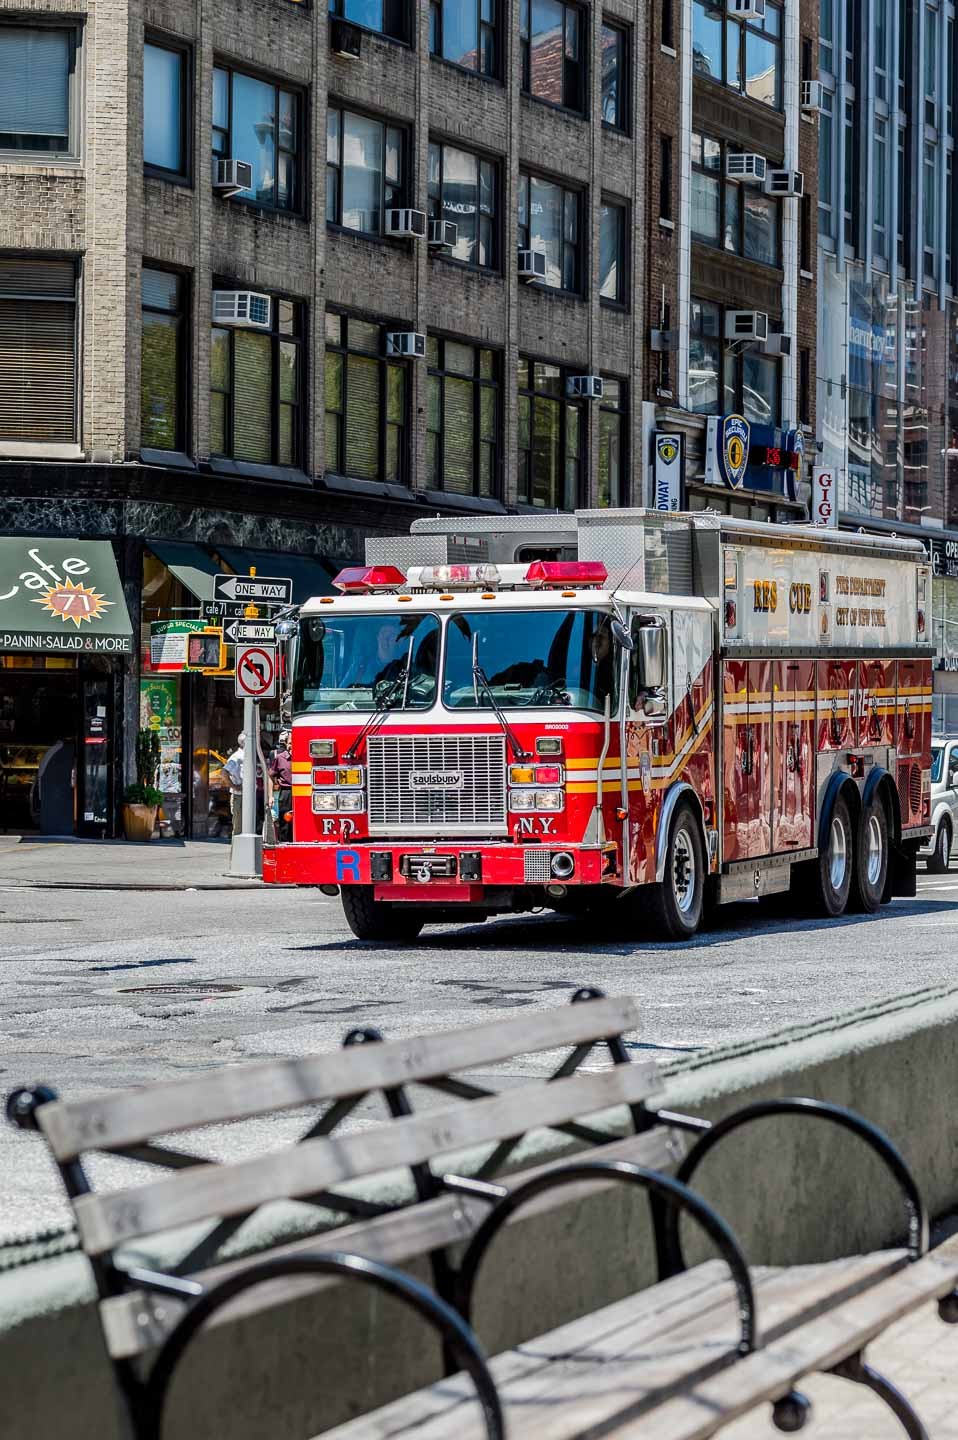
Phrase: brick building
[
  {"left": 644, "top": 0, "right": 819, "bottom": 521},
  {"left": 0, "top": 0, "right": 649, "bottom": 836}
]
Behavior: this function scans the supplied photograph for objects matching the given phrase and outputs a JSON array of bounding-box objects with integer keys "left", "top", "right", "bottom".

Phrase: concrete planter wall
[{"left": 2, "top": 982, "right": 958, "bottom": 1439}]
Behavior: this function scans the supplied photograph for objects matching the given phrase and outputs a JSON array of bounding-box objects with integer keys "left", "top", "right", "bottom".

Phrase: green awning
[
  {"left": 148, "top": 542, "right": 221, "bottom": 602},
  {"left": 0, "top": 537, "right": 133, "bottom": 655}
]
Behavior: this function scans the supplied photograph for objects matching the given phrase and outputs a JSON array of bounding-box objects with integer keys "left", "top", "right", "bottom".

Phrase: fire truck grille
[{"left": 366, "top": 734, "right": 507, "bottom": 832}]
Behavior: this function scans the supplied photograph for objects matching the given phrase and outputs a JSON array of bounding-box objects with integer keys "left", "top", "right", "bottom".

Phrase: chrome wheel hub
[
  {"left": 829, "top": 816, "right": 847, "bottom": 892},
  {"left": 865, "top": 813, "right": 883, "bottom": 888},
  {"left": 672, "top": 828, "right": 697, "bottom": 915}
]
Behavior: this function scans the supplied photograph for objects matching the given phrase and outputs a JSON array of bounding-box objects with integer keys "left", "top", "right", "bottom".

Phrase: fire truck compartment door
[
  {"left": 722, "top": 659, "right": 771, "bottom": 862},
  {"left": 772, "top": 660, "right": 814, "bottom": 852}
]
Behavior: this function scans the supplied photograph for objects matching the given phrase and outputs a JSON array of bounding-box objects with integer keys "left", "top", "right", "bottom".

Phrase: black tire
[
  {"left": 646, "top": 801, "right": 705, "bottom": 940},
  {"left": 927, "top": 819, "right": 952, "bottom": 874},
  {"left": 849, "top": 793, "right": 889, "bottom": 913},
  {"left": 808, "top": 793, "right": 854, "bottom": 917},
  {"left": 341, "top": 886, "right": 424, "bottom": 942}
]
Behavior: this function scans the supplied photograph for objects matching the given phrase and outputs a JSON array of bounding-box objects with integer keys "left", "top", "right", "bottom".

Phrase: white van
[{"left": 920, "top": 737, "right": 958, "bottom": 872}]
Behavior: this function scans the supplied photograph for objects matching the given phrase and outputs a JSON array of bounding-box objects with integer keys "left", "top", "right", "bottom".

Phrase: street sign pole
[{"left": 230, "top": 697, "right": 262, "bottom": 878}]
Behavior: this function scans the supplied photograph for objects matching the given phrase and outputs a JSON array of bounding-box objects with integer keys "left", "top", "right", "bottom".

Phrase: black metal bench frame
[{"left": 6, "top": 985, "right": 950, "bottom": 1440}]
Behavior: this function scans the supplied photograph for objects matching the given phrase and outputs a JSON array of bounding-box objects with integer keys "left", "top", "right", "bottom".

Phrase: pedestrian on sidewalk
[
  {"left": 224, "top": 732, "right": 245, "bottom": 837},
  {"left": 268, "top": 729, "right": 293, "bottom": 842}
]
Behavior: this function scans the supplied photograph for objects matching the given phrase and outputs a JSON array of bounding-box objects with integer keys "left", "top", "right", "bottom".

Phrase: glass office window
[
  {"left": 599, "top": 200, "right": 626, "bottom": 304},
  {"left": 144, "top": 42, "right": 187, "bottom": 175},
  {"left": 212, "top": 67, "right": 299, "bottom": 211},
  {"left": 0, "top": 26, "right": 74, "bottom": 154},
  {"left": 517, "top": 172, "right": 580, "bottom": 291},
  {"left": 141, "top": 268, "right": 186, "bottom": 451},
  {"left": 427, "top": 141, "right": 497, "bottom": 267},
  {"left": 426, "top": 337, "right": 499, "bottom": 497},
  {"left": 601, "top": 22, "right": 628, "bottom": 129}
]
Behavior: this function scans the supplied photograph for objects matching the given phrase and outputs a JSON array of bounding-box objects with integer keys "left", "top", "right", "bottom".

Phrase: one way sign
[
  {"left": 224, "top": 620, "right": 275, "bottom": 644},
  {"left": 214, "top": 574, "right": 292, "bottom": 604}
]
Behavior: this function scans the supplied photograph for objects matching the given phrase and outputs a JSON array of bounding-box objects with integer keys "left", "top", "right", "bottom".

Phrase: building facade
[
  {"left": 643, "top": 0, "right": 820, "bottom": 522},
  {"left": 0, "top": 0, "right": 651, "bottom": 836},
  {"left": 816, "top": 0, "right": 958, "bottom": 725}
]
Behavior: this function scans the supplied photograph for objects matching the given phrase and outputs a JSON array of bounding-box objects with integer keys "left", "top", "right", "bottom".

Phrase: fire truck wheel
[
  {"left": 810, "top": 794, "right": 854, "bottom": 917},
  {"left": 849, "top": 795, "right": 889, "bottom": 913},
  {"left": 648, "top": 801, "right": 705, "bottom": 940},
  {"left": 341, "top": 887, "right": 424, "bottom": 942}
]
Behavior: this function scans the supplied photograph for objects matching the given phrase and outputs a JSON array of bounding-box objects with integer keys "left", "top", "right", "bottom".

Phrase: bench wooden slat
[
  {"left": 99, "top": 1126, "right": 681, "bottom": 1360},
  {"left": 74, "top": 1060, "right": 659, "bottom": 1255},
  {"left": 324, "top": 1252, "right": 913, "bottom": 1440},
  {"left": 40, "top": 996, "right": 642, "bottom": 1161},
  {"left": 321, "top": 1260, "right": 737, "bottom": 1440},
  {"left": 640, "top": 1248, "right": 958, "bottom": 1440}
]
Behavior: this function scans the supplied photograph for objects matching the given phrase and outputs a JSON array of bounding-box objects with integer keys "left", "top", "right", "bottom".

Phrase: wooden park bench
[{"left": 8, "top": 988, "right": 958, "bottom": 1440}]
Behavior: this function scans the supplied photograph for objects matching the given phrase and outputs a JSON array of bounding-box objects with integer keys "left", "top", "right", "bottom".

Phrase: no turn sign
[{"left": 235, "top": 644, "right": 277, "bottom": 699}]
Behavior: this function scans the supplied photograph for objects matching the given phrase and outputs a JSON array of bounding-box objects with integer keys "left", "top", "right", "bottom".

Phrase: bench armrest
[
  {"left": 139, "top": 1251, "right": 505, "bottom": 1440},
  {"left": 451, "top": 1159, "right": 757, "bottom": 1357},
  {"left": 659, "top": 1098, "right": 928, "bottom": 1274}
]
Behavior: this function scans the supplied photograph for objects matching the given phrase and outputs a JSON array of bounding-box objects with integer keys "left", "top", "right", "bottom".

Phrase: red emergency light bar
[
  {"left": 333, "top": 565, "right": 407, "bottom": 592},
  {"left": 524, "top": 560, "right": 608, "bottom": 588}
]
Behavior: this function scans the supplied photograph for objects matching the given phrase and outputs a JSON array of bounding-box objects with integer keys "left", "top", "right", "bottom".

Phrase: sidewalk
[{"left": 0, "top": 835, "right": 271, "bottom": 890}]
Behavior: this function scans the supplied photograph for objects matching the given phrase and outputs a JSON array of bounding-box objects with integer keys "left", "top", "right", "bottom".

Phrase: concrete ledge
[{"left": 2, "top": 983, "right": 958, "bottom": 1439}]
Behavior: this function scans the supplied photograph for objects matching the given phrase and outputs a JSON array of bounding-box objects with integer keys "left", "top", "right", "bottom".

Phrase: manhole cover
[{"left": 110, "top": 981, "right": 257, "bottom": 1000}]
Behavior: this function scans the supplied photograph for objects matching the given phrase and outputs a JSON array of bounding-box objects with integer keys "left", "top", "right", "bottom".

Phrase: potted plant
[{"left": 122, "top": 729, "right": 163, "bottom": 841}]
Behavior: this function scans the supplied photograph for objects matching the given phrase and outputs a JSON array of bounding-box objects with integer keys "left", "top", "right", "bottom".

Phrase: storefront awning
[
  {"left": 0, "top": 537, "right": 133, "bottom": 655},
  {"left": 215, "top": 547, "right": 338, "bottom": 603},
  {"left": 148, "top": 542, "right": 222, "bottom": 603}
]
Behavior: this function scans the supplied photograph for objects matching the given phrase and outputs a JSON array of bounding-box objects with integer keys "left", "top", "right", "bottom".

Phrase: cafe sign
[{"left": 0, "top": 538, "right": 133, "bottom": 655}]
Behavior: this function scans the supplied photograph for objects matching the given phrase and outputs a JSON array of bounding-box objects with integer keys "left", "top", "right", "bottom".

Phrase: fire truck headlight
[
  {"left": 310, "top": 739, "right": 337, "bottom": 759},
  {"left": 338, "top": 792, "right": 366, "bottom": 812},
  {"left": 509, "top": 790, "right": 537, "bottom": 812},
  {"left": 510, "top": 766, "right": 535, "bottom": 785},
  {"left": 536, "top": 789, "right": 565, "bottom": 811},
  {"left": 312, "top": 791, "right": 338, "bottom": 813}
]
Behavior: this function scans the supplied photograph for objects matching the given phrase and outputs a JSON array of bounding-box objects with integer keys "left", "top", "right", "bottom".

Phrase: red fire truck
[{"left": 263, "top": 511, "right": 933, "bottom": 941}]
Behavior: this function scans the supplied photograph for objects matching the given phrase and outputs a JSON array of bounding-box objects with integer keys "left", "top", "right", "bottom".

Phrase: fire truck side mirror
[
  {"left": 611, "top": 620, "right": 634, "bottom": 652},
  {"left": 628, "top": 616, "right": 669, "bottom": 722}
]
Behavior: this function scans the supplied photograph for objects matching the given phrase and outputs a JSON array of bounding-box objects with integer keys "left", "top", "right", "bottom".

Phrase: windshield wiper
[
  {"left": 472, "top": 662, "right": 531, "bottom": 761},
  {"left": 343, "top": 666, "right": 409, "bottom": 762},
  {"left": 344, "top": 637, "right": 415, "bottom": 762}
]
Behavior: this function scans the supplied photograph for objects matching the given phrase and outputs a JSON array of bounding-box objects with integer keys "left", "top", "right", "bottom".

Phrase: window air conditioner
[
  {"left": 330, "top": 17, "right": 362, "bottom": 58},
  {"left": 385, "top": 331, "right": 426, "bottom": 358},
  {"left": 801, "top": 79, "right": 825, "bottom": 112},
  {"left": 566, "top": 376, "right": 604, "bottom": 400},
  {"left": 213, "top": 159, "right": 254, "bottom": 197},
  {"left": 765, "top": 168, "right": 804, "bottom": 197},
  {"left": 385, "top": 208, "right": 428, "bottom": 239},
  {"left": 727, "top": 0, "right": 766, "bottom": 19},
  {"left": 212, "top": 291, "right": 272, "bottom": 330},
  {"left": 725, "top": 152, "right": 767, "bottom": 183},
  {"left": 428, "top": 219, "right": 458, "bottom": 250},
  {"left": 518, "top": 249, "right": 547, "bottom": 281},
  {"left": 725, "top": 310, "right": 769, "bottom": 342},
  {"left": 763, "top": 332, "right": 792, "bottom": 356}
]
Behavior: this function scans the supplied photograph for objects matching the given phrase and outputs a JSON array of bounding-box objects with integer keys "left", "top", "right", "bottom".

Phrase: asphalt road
[{"left": 3, "top": 873, "right": 958, "bottom": 1235}]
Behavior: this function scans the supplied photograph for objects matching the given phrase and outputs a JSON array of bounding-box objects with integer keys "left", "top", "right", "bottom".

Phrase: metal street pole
[{"left": 229, "top": 696, "right": 262, "bottom": 877}]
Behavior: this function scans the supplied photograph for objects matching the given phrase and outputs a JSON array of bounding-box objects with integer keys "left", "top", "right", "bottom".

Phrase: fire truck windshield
[
  {"left": 443, "top": 608, "right": 616, "bottom": 712},
  {"left": 293, "top": 613, "right": 440, "bottom": 712}
]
